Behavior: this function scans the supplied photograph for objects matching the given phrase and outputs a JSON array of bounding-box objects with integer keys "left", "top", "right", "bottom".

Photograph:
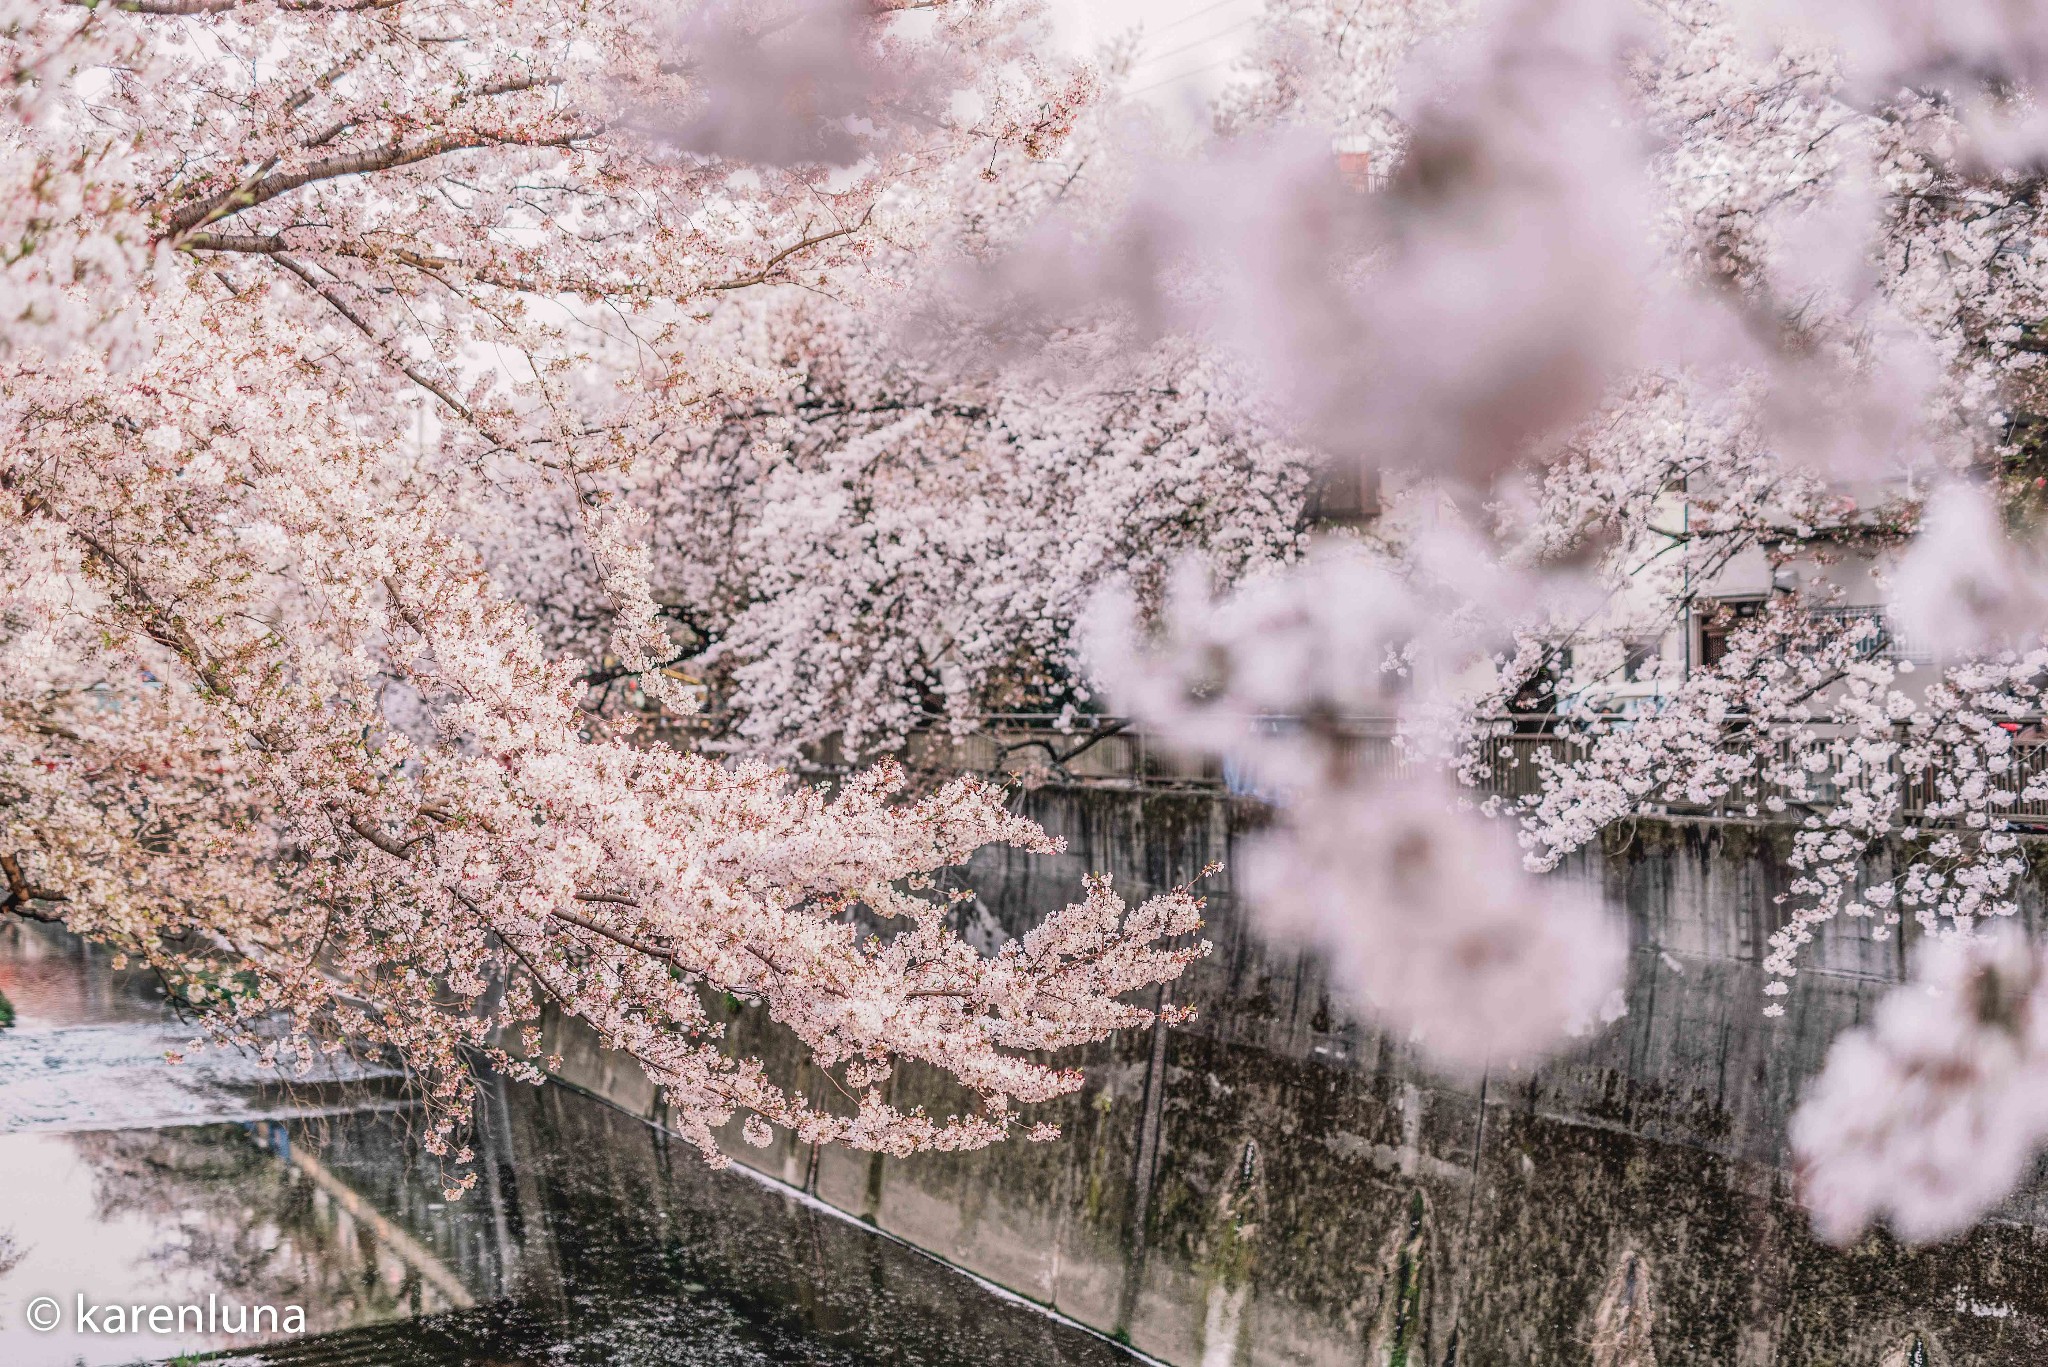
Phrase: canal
[{"left": 0, "top": 922, "right": 1145, "bottom": 1366}]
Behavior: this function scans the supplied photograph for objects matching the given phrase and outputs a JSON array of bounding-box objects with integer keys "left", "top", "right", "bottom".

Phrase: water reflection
[
  {"left": 0, "top": 1122, "right": 449, "bottom": 1363},
  {"left": 0, "top": 923, "right": 394, "bottom": 1136},
  {"left": 0, "top": 925, "right": 1143, "bottom": 1367}
]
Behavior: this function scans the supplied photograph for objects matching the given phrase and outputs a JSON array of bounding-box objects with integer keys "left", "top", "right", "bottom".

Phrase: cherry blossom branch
[
  {"left": 162, "top": 128, "right": 592, "bottom": 242},
  {"left": 65, "top": 0, "right": 406, "bottom": 13},
  {"left": 708, "top": 207, "right": 878, "bottom": 292},
  {"left": 0, "top": 853, "right": 67, "bottom": 921}
]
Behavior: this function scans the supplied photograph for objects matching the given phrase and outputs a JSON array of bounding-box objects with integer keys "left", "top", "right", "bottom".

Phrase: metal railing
[
  {"left": 839, "top": 712, "right": 2048, "bottom": 829},
  {"left": 1805, "top": 604, "right": 1935, "bottom": 664}
]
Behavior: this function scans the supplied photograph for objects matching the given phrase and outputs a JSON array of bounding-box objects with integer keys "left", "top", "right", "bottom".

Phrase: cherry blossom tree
[
  {"left": 484, "top": 309, "right": 1315, "bottom": 762},
  {"left": 464, "top": 81, "right": 1319, "bottom": 760},
  {"left": 14, "top": 0, "right": 2048, "bottom": 1247},
  {"left": 0, "top": 0, "right": 1208, "bottom": 1186}
]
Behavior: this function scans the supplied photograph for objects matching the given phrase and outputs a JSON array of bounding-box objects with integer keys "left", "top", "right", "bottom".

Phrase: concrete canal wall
[{"left": 537, "top": 788, "right": 2048, "bottom": 1367}]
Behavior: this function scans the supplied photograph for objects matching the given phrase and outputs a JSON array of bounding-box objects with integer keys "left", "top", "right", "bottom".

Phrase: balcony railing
[{"left": 825, "top": 712, "right": 2048, "bottom": 829}]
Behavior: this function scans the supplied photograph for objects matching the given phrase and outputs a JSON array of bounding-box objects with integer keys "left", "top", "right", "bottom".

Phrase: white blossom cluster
[
  {"left": 1793, "top": 930, "right": 2048, "bottom": 1244},
  {"left": 499, "top": 304, "right": 1313, "bottom": 757},
  {"left": 1085, "top": 542, "right": 1627, "bottom": 1069}
]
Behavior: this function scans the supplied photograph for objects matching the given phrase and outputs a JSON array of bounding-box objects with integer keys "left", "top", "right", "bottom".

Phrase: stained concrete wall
[{"left": 540, "top": 791, "right": 2048, "bottom": 1366}]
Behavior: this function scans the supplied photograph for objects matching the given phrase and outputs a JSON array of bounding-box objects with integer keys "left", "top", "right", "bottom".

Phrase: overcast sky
[{"left": 1046, "top": 0, "right": 1264, "bottom": 106}]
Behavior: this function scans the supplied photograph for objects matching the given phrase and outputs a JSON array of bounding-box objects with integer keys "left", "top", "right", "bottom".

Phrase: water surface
[{"left": 0, "top": 924, "right": 1144, "bottom": 1367}]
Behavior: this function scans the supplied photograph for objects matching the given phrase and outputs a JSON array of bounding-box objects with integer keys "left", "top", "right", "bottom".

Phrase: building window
[
  {"left": 1696, "top": 597, "right": 1764, "bottom": 670},
  {"left": 1303, "top": 460, "right": 1380, "bottom": 530}
]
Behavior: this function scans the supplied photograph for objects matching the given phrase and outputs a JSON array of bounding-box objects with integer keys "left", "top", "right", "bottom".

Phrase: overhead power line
[
  {"left": 1129, "top": 15, "right": 1259, "bottom": 73},
  {"left": 1143, "top": 0, "right": 1259, "bottom": 39},
  {"left": 1125, "top": 53, "right": 1241, "bottom": 98}
]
